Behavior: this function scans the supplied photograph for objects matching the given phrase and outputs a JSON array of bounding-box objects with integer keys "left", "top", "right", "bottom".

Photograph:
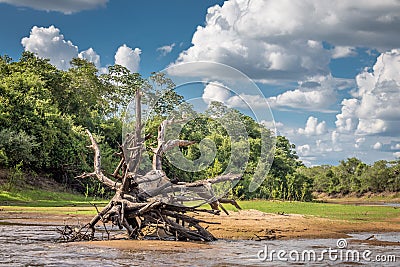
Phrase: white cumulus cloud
[
  {"left": 373, "top": 142, "right": 382, "bottom": 150},
  {"left": 21, "top": 25, "right": 105, "bottom": 71},
  {"left": 391, "top": 144, "right": 400, "bottom": 150},
  {"left": 115, "top": 44, "right": 141, "bottom": 73},
  {"left": 202, "top": 82, "right": 231, "bottom": 104},
  {"left": 0, "top": 0, "right": 108, "bottom": 14},
  {"left": 331, "top": 46, "right": 357, "bottom": 59},
  {"left": 21, "top": 25, "right": 78, "bottom": 70},
  {"left": 268, "top": 75, "right": 353, "bottom": 112},
  {"left": 335, "top": 99, "right": 359, "bottom": 133},
  {"left": 298, "top": 116, "right": 327, "bottom": 136},
  {"left": 157, "top": 43, "right": 176, "bottom": 56},
  {"left": 297, "top": 144, "right": 311, "bottom": 156},
  {"left": 331, "top": 131, "right": 340, "bottom": 144},
  {"left": 202, "top": 81, "right": 269, "bottom": 109},
  {"left": 171, "top": 0, "right": 400, "bottom": 81},
  {"left": 335, "top": 49, "right": 400, "bottom": 135},
  {"left": 78, "top": 48, "right": 100, "bottom": 68}
]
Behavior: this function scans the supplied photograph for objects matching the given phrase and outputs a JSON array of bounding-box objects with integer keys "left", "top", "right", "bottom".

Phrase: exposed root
[{"left": 65, "top": 89, "right": 241, "bottom": 243}]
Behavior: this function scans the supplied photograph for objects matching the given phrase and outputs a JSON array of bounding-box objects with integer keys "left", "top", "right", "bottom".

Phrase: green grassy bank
[
  {"left": 1, "top": 189, "right": 399, "bottom": 223},
  {"left": 228, "top": 200, "right": 400, "bottom": 222},
  {"left": 0, "top": 188, "right": 106, "bottom": 207}
]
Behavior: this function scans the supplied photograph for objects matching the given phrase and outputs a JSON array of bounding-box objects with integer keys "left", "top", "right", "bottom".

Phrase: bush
[
  {"left": 0, "top": 149, "right": 8, "bottom": 166},
  {"left": 0, "top": 128, "right": 38, "bottom": 167},
  {"left": 2, "top": 161, "right": 24, "bottom": 191}
]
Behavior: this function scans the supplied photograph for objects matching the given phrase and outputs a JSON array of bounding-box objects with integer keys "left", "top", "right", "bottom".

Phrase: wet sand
[
  {"left": 68, "top": 209, "right": 399, "bottom": 251},
  {"left": 198, "top": 209, "right": 400, "bottom": 240},
  {"left": 1, "top": 207, "right": 399, "bottom": 243},
  {"left": 74, "top": 239, "right": 212, "bottom": 251}
]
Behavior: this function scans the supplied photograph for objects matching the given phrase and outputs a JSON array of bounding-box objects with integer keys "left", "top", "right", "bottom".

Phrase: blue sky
[
  {"left": 0, "top": 0, "right": 224, "bottom": 74},
  {"left": 1, "top": 0, "right": 400, "bottom": 166}
]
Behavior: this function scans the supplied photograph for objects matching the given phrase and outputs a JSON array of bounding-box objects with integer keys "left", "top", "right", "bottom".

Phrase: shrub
[{"left": 0, "top": 128, "right": 38, "bottom": 167}]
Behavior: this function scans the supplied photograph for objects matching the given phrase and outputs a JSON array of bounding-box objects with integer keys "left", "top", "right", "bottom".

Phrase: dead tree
[{"left": 66, "top": 88, "right": 241, "bottom": 242}]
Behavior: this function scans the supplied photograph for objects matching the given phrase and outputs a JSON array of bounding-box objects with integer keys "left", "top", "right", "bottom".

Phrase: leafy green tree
[
  {"left": 0, "top": 129, "right": 38, "bottom": 167},
  {"left": 0, "top": 59, "right": 75, "bottom": 169},
  {"left": 388, "top": 160, "right": 400, "bottom": 191},
  {"left": 0, "top": 51, "right": 327, "bottom": 202},
  {"left": 101, "top": 64, "right": 145, "bottom": 115},
  {"left": 333, "top": 158, "right": 366, "bottom": 194},
  {"left": 0, "top": 53, "right": 123, "bottom": 193},
  {"left": 300, "top": 165, "right": 332, "bottom": 193},
  {"left": 361, "top": 160, "right": 390, "bottom": 192}
]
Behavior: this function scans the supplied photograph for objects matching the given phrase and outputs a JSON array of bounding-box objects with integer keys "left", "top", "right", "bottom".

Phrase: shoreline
[
  {"left": 198, "top": 209, "right": 400, "bottom": 240},
  {"left": 314, "top": 192, "right": 400, "bottom": 204},
  {"left": 1, "top": 205, "right": 399, "bottom": 251},
  {"left": 1, "top": 206, "right": 399, "bottom": 240}
]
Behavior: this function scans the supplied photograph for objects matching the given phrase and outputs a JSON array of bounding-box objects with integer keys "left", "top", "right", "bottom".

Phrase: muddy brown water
[{"left": 0, "top": 221, "right": 399, "bottom": 267}]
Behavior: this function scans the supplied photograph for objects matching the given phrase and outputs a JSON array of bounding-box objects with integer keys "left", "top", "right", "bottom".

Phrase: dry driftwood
[{"left": 65, "top": 89, "right": 241, "bottom": 242}]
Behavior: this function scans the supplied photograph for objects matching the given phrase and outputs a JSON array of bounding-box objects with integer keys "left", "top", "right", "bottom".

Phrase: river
[{"left": 0, "top": 223, "right": 398, "bottom": 266}]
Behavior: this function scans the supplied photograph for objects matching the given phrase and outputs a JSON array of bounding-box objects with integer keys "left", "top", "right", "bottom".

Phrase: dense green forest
[{"left": 1, "top": 52, "right": 399, "bottom": 201}]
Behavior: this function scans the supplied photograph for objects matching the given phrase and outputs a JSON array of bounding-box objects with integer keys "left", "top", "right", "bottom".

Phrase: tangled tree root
[{"left": 60, "top": 90, "right": 241, "bottom": 242}]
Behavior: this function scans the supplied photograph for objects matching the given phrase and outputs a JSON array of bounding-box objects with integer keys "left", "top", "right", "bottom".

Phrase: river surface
[
  {"left": 0, "top": 223, "right": 399, "bottom": 266},
  {"left": 382, "top": 202, "right": 400, "bottom": 207}
]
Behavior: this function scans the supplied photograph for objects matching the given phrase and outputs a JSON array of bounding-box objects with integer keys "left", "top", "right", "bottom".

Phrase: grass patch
[
  {"left": 0, "top": 188, "right": 107, "bottom": 207},
  {"left": 0, "top": 167, "right": 107, "bottom": 208},
  {"left": 1, "top": 187, "right": 399, "bottom": 223},
  {"left": 226, "top": 200, "right": 400, "bottom": 222}
]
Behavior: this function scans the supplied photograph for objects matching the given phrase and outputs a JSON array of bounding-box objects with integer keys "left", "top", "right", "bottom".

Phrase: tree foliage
[
  {"left": 306, "top": 157, "right": 400, "bottom": 195},
  {"left": 1, "top": 51, "right": 397, "bottom": 201}
]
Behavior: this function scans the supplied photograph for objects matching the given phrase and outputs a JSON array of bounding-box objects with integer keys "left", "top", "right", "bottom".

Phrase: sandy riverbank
[{"left": 1, "top": 207, "right": 399, "bottom": 241}]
